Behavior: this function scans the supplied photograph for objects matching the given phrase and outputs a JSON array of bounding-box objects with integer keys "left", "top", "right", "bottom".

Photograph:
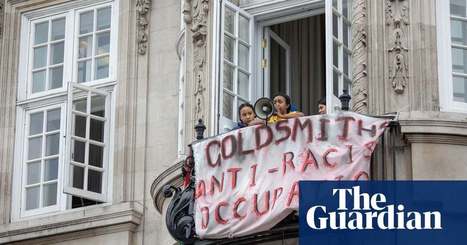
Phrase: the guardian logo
[{"left": 306, "top": 186, "right": 442, "bottom": 230}]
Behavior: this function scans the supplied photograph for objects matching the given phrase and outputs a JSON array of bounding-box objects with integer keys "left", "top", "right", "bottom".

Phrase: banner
[
  {"left": 192, "top": 112, "right": 389, "bottom": 239},
  {"left": 299, "top": 181, "right": 467, "bottom": 245}
]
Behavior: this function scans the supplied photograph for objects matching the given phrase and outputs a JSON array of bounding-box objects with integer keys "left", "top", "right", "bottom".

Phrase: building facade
[{"left": 0, "top": 0, "right": 466, "bottom": 244}]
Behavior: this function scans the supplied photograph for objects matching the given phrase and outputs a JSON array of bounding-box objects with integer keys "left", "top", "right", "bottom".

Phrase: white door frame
[
  {"left": 264, "top": 27, "right": 291, "bottom": 96},
  {"left": 253, "top": 2, "right": 325, "bottom": 99}
]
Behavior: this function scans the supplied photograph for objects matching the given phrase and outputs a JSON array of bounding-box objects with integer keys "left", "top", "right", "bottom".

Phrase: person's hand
[{"left": 248, "top": 118, "right": 265, "bottom": 125}]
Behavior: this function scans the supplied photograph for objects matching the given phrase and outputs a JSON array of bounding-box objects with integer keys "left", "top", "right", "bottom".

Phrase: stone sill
[{"left": 0, "top": 202, "right": 143, "bottom": 244}]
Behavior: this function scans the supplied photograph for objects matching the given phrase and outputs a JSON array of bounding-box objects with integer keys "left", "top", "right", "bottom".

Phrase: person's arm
[
  {"left": 248, "top": 118, "right": 265, "bottom": 125},
  {"left": 278, "top": 111, "right": 304, "bottom": 119}
]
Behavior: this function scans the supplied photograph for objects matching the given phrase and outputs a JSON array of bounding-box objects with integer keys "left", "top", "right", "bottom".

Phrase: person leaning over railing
[
  {"left": 268, "top": 93, "right": 304, "bottom": 124},
  {"left": 233, "top": 103, "right": 264, "bottom": 130}
]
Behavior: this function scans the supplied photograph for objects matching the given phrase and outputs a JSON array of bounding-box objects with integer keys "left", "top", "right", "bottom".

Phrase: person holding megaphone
[{"left": 267, "top": 93, "right": 304, "bottom": 124}]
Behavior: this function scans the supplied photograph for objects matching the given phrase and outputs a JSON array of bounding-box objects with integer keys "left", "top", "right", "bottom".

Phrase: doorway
[{"left": 264, "top": 15, "right": 326, "bottom": 115}]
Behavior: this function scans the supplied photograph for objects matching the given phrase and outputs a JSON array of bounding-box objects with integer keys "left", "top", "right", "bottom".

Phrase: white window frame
[
  {"left": 17, "top": 0, "right": 118, "bottom": 102},
  {"left": 17, "top": 104, "right": 68, "bottom": 217},
  {"left": 437, "top": 0, "right": 467, "bottom": 112},
  {"left": 217, "top": 0, "right": 254, "bottom": 133},
  {"left": 326, "top": 0, "right": 352, "bottom": 113},
  {"left": 73, "top": 4, "right": 117, "bottom": 86},
  {"left": 12, "top": 0, "right": 118, "bottom": 220},
  {"left": 26, "top": 13, "right": 72, "bottom": 99},
  {"left": 64, "top": 83, "right": 111, "bottom": 202}
]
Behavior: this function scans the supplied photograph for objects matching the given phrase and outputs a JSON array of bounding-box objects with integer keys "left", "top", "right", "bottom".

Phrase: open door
[
  {"left": 263, "top": 27, "right": 291, "bottom": 97},
  {"left": 326, "top": 0, "right": 352, "bottom": 113}
]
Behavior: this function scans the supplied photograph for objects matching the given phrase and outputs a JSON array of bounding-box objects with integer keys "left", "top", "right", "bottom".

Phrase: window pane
[
  {"left": 88, "top": 170, "right": 102, "bottom": 193},
  {"left": 344, "top": 77, "right": 352, "bottom": 93},
  {"left": 333, "top": 70, "right": 340, "bottom": 97},
  {"left": 34, "top": 21, "right": 49, "bottom": 45},
  {"left": 223, "top": 63, "right": 234, "bottom": 91},
  {"left": 72, "top": 166, "right": 84, "bottom": 189},
  {"left": 30, "top": 112, "right": 44, "bottom": 135},
  {"left": 333, "top": 41, "right": 339, "bottom": 68},
  {"left": 96, "top": 32, "right": 110, "bottom": 55},
  {"left": 51, "top": 18, "right": 66, "bottom": 41},
  {"left": 43, "top": 183, "right": 57, "bottom": 206},
  {"left": 343, "top": 0, "right": 350, "bottom": 19},
  {"left": 238, "top": 71, "right": 249, "bottom": 99},
  {"left": 333, "top": 13, "right": 339, "bottom": 38},
  {"left": 223, "top": 91, "right": 234, "bottom": 120},
  {"left": 451, "top": 0, "right": 466, "bottom": 17},
  {"left": 44, "top": 158, "right": 58, "bottom": 181},
  {"left": 97, "top": 7, "right": 111, "bottom": 30},
  {"left": 33, "top": 46, "right": 47, "bottom": 69},
  {"left": 452, "top": 47, "right": 467, "bottom": 74},
  {"left": 28, "top": 137, "right": 42, "bottom": 160},
  {"left": 453, "top": 76, "right": 467, "bottom": 102},
  {"left": 46, "top": 133, "right": 59, "bottom": 156},
  {"left": 47, "top": 109, "right": 60, "bottom": 132},
  {"left": 32, "top": 70, "right": 46, "bottom": 93},
  {"left": 238, "top": 43, "right": 249, "bottom": 71},
  {"left": 79, "top": 36, "right": 93, "bottom": 58},
  {"left": 26, "top": 161, "right": 41, "bottom": 185},
  {"left": 343, "top": 21, "right": 350, "bottom": 47},
  {"left": 224, "top": 35, "right": 235, "bottom": 63},
  {"left": 80, "top": 11, "right": 94, "bottom": 34},
  {"left": 224, "top": 7, "right": 235, "bottom": 35},
  {"left": 89, "top": 144, "right": 103, "bottom": 168},
  {"left": 451, "top": 19, "right": 467, "bottom": 46},
  {"left": 95, "top": 56, "right": 109, "bottom": 79},
  {"left": 239, "top": 15, "right": 249, "bottom": 42},
  {"left": 49, "top": 66, "right": 63, "bottom": 89},
  {"left": 90, "top": 119, "right": 104, "bottom": 142},
  {"left": 91, "top": 95, "right": 106, "bottom": 117},
  {"left": 78, "top": 60, "right": 92, "bottom": 83},
  {"left": 50, "top": 42, "right": 64, "bottom": 65},
  {"left": 74, "top": 115, "right": 87, "bottom": 138},
  {"left": 25, "top": 186, "right": 40, "bottom": 210},
  {"left": 344, "top": 50, "right": 350, "bottom": 76},
  {"left": 73, "top": 140, "right": 86, "bottom": 163},
  {"left": 73, "top": 98, "right": 87, "bottom": 113}
]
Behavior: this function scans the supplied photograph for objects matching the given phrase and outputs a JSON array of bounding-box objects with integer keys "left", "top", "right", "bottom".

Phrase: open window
[
  {"left": 326, "top": 0, "right": 352, "bottom": 113},
  {"left": 13, "top": 0, "right": 117, "bottom": 219},
  {"left": 65, "top": 83, "right": 110, "bottom": 202},
  {"left": 218, "top": 1, "right": 254, "bottom": 132}
]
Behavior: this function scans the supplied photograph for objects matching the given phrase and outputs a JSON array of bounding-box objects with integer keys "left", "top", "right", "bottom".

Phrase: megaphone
[{"left": 254, "top": 97, "right": 274, "bottom": 120}]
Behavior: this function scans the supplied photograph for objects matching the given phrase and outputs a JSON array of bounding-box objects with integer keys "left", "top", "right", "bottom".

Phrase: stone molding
[
  {"left": 150, "top": 159, "right": 184, "bottom": 214},
  {"left": 0, "top": 0, "right": 4, "bottom": 39},
  {"left": 405, "top": 133, "right": 467, "bottom": 146},
  {"left": 351, "top": 0, "right": 369, "bottom": 113},
  {"left": 187, "top": 0, "right": 209, "bottom": 129},
  {"left": 385, "top": 0, "right": 409, "bottom": 94},
  {"left": 399, "top": 111, "right": 467, "bottom": 142},
  {"left": 0, "top": 202, "right": 143, "bottom": 244},
  {"left": 136, "top": 0, "right": 151, "bottom": 55}
]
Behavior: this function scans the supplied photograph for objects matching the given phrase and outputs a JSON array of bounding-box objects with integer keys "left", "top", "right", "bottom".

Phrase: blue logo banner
[{"left": 299, "top": 181, "right": 467, "bottom": 245}]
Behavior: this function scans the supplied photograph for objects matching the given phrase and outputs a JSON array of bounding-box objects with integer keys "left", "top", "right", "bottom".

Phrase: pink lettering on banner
[{"left": 193, "top": 112, "right": 389, "bottom": 239}]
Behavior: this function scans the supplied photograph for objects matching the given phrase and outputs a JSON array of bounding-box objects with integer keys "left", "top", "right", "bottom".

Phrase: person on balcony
[
  {"left": 318, "top": 98, "right": 327, "bottom": 114},
  {"left": 233, "top": 103, "right": 264, "bottom": 130},
  {"left": 268, "top": 93, "right": 304, "bottom": 124}
]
